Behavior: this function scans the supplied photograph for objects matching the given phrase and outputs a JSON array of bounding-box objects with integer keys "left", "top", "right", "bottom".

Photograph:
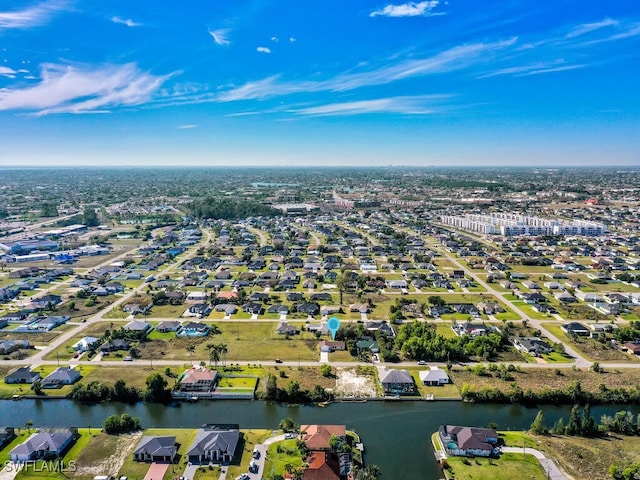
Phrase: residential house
[
  {"left": 186, "top": 291, "right": 208, "bottom": 302},
  {"left": 4, "top": 367, "right": 40, "bottom": 384},
  {"left": 513, "top": 337, "right": 553, "bottom": 355},
  {"left": 188, "top": 303, "right": 212, "bottom": 318},
  {"left": 31, "top": 294, "right": 62, "bottom": 309},
  {"left": 10, "top": 429, "right": 77, "bottom": 462},
  {"left": 186, "top": 425, "right": 240, "bottom": 464},
  {"left": 419, "top": 367, "right": 450, "bottom": 386},
  {"left": 310, "top": 292, "right": 332, "bottom": 302},
  {"left": 0, "top": 340, "right": 32, "bottom": 355},
  {"left": 301, "top": 425, "right": 346, "bottom": 451},
  {"left": 267, "top": 304, "right": 289, "bottom": 315},
  {"left": 320, "top": 305, "right": 342, "bottom": 316},
  {"left": 302, "top": 451, "right": 341, "bottom": 480},
  {"left": 438, "top": 425, "right": 498, "bottom": 457},
  {"left": 476, "top": 302, "right": 505, "bottom": 315},
  {"left": 555, "top": 292, "right": 577, "bottom": 303},
  {"left": 41, "top": 367, "right": 81, "bottom": 388},
  {"left": 177, "top": 368, "right": 218, "bottom": 392},
  {"left": 100, "top": 338, "right": 130, "bottom": 353},
  {"left": 378, "top": 368, "right": 415, "bottom": 394},
  {"left": 156, "top": 321, "right": 181, "bottom": 333},
  {"left": 133, "top": 436, "right": 177, "bottom": 463},
  {"left": 349, "top": 303, "right": 370, "bottom": 314},
  {"left": 451, "top": 323, "right": 493, "bottom": 337},
  {"left": 297, "top": 303, "right": 320, "bottom": 316},
  {"left": 276, "top": 321, "right": 298, "bottom": 335},
  {"left": 72, "top": 336, "right": 99, "bottom": 353},
  {"left": 364, "top": 321, "right": 395, "bottom": 337},
  {"left": 286, "top": 292, "right": 304, "bottom": 302},
  {"left": 213, "top": 304, "right": 238, "bottom": 315},
  {"left": 356, "top": 338, "right": 380, "bottom": 353},
  {"left": 319, "top": 340, "right": 346, "bottom": 352},
  {"left": 242, "top": 302, "right": 263, "bottom": 315},
  {"left": 561, "top": 322, "right": 590, "bottom": 336},
  {"left": 124, "top": 320, "right": 154, "bottom": 336},
  {"left": 386, "top": 280, "right": 408, "bottom": 289}
]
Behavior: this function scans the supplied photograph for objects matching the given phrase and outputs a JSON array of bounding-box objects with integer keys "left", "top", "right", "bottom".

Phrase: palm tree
[
  {"left": 186, "top": 345, "right": 196, "bottom": 360},
  {"left": 218, "top": 343, "right": 228, "bottom": 367},
  {"left": 205, "top": 343, "right": 215, "bottom": 366},
  {"left": 210, "top": 346, "right": 221, "bottom": 369}
]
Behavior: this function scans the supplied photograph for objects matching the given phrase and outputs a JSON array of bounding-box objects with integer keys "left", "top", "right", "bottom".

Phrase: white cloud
[
  {"left": 566, "top": 18, "right": 618, "bottom": 39},
  {"left": 208, "top": 28, "right": 231, "bottom": 46},
  {"left": 271, "top": 36, "right": 278, "bottom": 42},
  {"left": 0, "top": 66, "right": 17, "bottom": 77},
  {"left": 370, "top": 1, "right": 442, "bottom": 18},
  {"left": 516, "top": 64, "right": 586, "bottom": 76},
  {"left": 111, "top": 16, "right": 142, "bottom": 28},
  {"left": 0, "top": 62, "right": 174, "bottom": 115},
  {"left": 293, "top": 94, "right": 452, "bottom": 116},
  {"left": 176, "top": 124, "right": 198, "bottom": 129},
  {"left": 219, "top": 38, "right": 517, "bottom": 101},
  {"left": 257, "top": 46, "right": 271, "bottom": 54},
  {"left": 0, "top": 0, "right": 67, "bottom": 29},
  {"left": 289, "top": 37, "right": 296, "bottom": 43}
]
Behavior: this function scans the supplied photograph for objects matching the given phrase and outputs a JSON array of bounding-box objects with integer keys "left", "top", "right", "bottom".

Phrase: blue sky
[{"left": 0, "top": 0, "right": 639, "bottom": 167}]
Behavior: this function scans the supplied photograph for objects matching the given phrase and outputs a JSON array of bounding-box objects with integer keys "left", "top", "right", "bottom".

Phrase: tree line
[
  {"left": 187, "top": 197, "right": 281, "bottom": 220},
  {"left": 461, "top": 380, "right": 640, "bottom": 405}
]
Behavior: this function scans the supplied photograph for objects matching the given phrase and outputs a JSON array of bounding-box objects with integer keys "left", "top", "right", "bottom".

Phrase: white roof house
[{"left": 419, "top": 368, "right": 450, "bottom": 386}]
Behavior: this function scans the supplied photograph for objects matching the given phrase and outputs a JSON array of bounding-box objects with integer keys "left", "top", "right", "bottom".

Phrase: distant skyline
[{"left": 0, "top": 0, "right": 639, "bottom": 167}]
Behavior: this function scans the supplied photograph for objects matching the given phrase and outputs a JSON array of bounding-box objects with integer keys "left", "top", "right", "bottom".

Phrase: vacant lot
[
  {"left": 543, "top": 323, "right": 640, "bottom": 363},
  {"left": 503, "top": 432, "right": 640, "bottom": 480},
  {"left": 445, "top": 452, "right": 547, "bottom": 480},
  {"left": 451, "top": 366, "right": 640, "bottom": 395}
]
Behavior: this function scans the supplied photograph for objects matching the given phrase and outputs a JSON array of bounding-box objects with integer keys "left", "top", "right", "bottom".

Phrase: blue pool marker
[{"left": 327, "top": 316, "right": 341, "bottom": 340}]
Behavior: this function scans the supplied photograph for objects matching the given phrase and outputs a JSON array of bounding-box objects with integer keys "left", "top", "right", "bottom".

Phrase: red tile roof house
[
  {"left": 299, "top": 451, "right": 341, "bottom": 480},
  {"left": 300, "top": 425, "right": 346, "bottom": 451}
]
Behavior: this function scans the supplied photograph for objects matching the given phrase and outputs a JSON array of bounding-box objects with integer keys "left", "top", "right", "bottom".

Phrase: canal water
[{"left": 2, "top": 400, "right": 638, "bottom": 479}]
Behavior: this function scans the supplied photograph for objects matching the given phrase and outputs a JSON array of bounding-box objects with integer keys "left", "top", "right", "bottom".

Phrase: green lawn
[
  {"left": 263, "top": 439, "right": 305, "bottom": 477},
  {"left": 541, "top": 351, "right": 575, "bottom": 363},
  {"left": 444, "top": 453, "right": 547, "bottom": 480}
]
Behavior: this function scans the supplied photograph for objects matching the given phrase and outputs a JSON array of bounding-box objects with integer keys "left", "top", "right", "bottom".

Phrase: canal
[{"left": 2, "top": 400, "right": 639, "bottom": 479}]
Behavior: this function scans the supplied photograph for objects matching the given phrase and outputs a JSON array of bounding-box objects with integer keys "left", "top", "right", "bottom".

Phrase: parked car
[{"left": 275, "top": 358, "right": 283, "bottom": 363}]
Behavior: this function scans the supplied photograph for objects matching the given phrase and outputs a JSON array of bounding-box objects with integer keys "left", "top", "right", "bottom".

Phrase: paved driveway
[
  {"left": 182, "top": 463, "right": 199, "bottom": 480},
  {"left": 0, "top": 463, "right": 21, "bottom": 480},
  {"left": 247, "top": 443, "right": 267, "bottom": 480},
  {"left": 143, "top": 462, "right": 169, "bottom": 480}
]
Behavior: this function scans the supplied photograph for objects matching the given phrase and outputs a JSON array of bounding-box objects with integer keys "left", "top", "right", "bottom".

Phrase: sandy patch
[
  {"left": 74, "top": 432, "right": 142, "bottom": 478},
  {"left": 334, "top": 368, "right": 377, "bottom": 398}
]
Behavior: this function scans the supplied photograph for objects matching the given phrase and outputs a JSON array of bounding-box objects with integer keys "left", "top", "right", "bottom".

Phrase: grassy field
[
  {"left": 450, "top": 366, "right": 640, "bottom": 396},
  {"left": 444, "top": 452, "right": 546, "bottom": 480},
  {"left": 405, "top": 368, "right": 461, "bottom": 399},
  {"left": 133, "top": 322, "right": 322, "bottom": 362},
  {"left": 543, "top": 323, "right": 640, "bottom": 363},
  {"left": 263, "top": 438, "right": 305, "bottom": 477},
  {"left": 531, "top": 434, "right": 640, "bottom": 480}
]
